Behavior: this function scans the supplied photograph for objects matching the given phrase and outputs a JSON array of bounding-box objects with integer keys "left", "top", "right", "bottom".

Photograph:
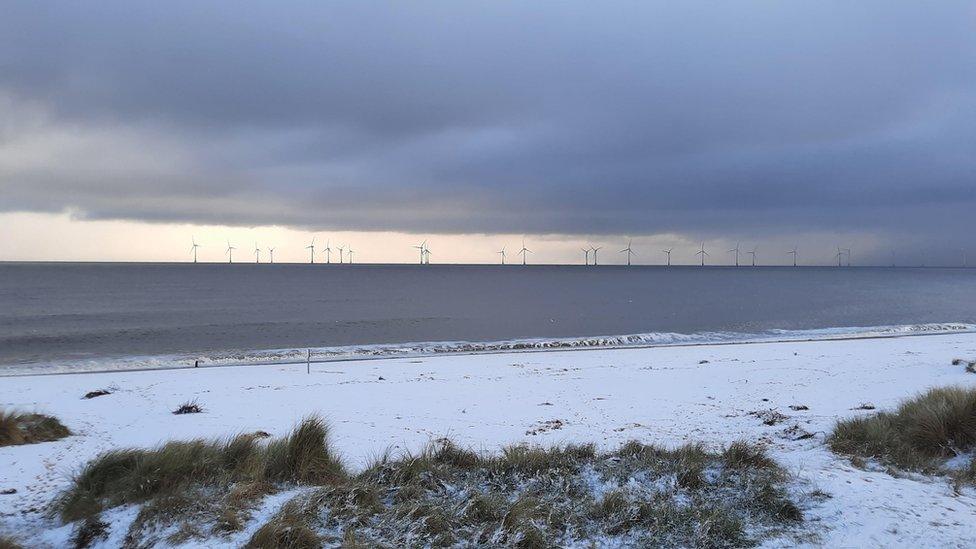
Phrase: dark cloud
[{"left": 1, "top": 1, "right": 975, "bottom": 262}]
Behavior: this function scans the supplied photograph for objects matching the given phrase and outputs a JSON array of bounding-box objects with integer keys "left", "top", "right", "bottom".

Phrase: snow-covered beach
[{"left": 3, "top": 331, "right": 976, "bottom": 547}]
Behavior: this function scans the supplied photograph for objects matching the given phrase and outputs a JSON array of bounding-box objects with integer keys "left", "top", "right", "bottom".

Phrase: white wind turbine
[
  {"left": 581, "top": 248, "right": 590, "bottom": 266},
  {"left": 253, "top": 243, "right": 261, "bottom": 264},
  {"left": 696, "top": 242, "right": 709, "bottom": 267},
  {"left": 413, "top": 240, "right": 427, "bottom": 265},
  {"left": 226, "top": 241, "right": 236, "bottom": 264},
  {"left": 663, "top": 247, "right": 673, "bottom": 267},
  {"left": 835, "top": 247, "right": 846, "bottom": 267},
  {"left": 423, "top": 243, "right": 431, "bottom": 264},
  {"left": 747, "top": 246, "right": 757, "bottom": 267},
  {"left": 591, "top": 246, "right": 603, "bottom": 266},
  {"left": 322, "top": 240, "right": 332, "bottom": 264},
  {"left": 844, "top": 247, "right": 853, "bottom": 267},
  {"left": 305, "top": 237, "right": 316, "bottom": 264},
  {"left": 337, "top": 244, "right": 345, "bottom": 264},
  {"left": 728, "top": 242, "right": 740, "bottom": 267},
  {"left": 788, "top": 247, "right": 797, "bottom": 267},
  {"left": 347, "top": 247, "right": 355, "bottom": 264},
  {"left": 268, "top": 247, "right": 276, "bottom": 264},
  {"left": 189, "top": 237, "right": 200, "bottom": 263},
  {"left": 619, "top": 239, "right": 636, "bottom": 266},
  {"left": 518, "top": 238, "right": 532, "bottom": 266},
  {"left": 497, "top": 246, "right": 507, "bottom": 265}
]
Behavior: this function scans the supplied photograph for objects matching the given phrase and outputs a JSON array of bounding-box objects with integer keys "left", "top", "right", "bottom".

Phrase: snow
[{"left": 2, "top": 332, "right": 976, "bottom": 547}]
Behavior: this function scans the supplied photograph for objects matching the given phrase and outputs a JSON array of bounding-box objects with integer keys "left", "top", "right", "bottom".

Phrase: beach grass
[
  {"left": 829, "top": 386, "right": 976, "bottom": 484},
  {"left": 55, "top": 420, "right": 809, "bottom": 547},
  {"left": 0, "top": 409, "right": 70, "bottom": 447}
]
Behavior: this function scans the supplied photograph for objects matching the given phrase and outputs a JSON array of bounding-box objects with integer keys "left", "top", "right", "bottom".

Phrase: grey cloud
[{"left": 1, "top": 1, "right": 975, "bottom": 263}]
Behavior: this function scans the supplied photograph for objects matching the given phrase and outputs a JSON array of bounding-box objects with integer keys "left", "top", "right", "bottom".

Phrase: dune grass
[
  {"left": 0, "top": 409, "right": 70, "bottom": 447},
  {"left": 0, "top": 535, "right": 24, "bottom": 549},
  {"left": 57, "top": 416, "right": 344, "bottom": 524},
  {"left": 828, "top": 386, "right": 976, "bottom": 484},
  {"left": 57, "top": 420, "right": 809, "bottom": 547},
  {"left": 248, "top": 438, "right": 807, "bottom": 548}
]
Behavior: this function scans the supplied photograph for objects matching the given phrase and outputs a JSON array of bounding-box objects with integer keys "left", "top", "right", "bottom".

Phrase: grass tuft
[
  {"left": 0, "top": 409, "right": 70, "bottom": 447},
  {"left": 172, "top": 400, "right": 204, "bottom": 415},
  {"left": 57, "top": 416, "right": 343, "bottom": 523},
  {"left": 829, "top": 386, "right": 976, "bottom": 479}
]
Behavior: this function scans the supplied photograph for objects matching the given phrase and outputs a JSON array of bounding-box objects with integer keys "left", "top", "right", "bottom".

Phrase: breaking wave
[{"left": 4, "top": 322, "right": 975, "bottom": 376}]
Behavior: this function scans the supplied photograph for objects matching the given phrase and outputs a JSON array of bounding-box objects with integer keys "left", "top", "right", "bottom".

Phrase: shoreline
[{"left": 3, "top": 322, "right": 974, "bottom": 378}]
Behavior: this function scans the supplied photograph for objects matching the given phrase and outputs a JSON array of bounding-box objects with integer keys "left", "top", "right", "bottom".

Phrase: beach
[{"left": 2, "top": 331, "right": 976, "bottom": 547}]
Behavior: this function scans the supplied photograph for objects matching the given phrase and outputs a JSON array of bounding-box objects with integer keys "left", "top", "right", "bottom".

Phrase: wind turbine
[
  {"left": 727, "top": 242, "right": 740, "bottom": 267},
  {"left": 581, "top": 248, "right": 590, "bottom": 266},
  {"left": 788, "top": 247, "right": 797, "bottom": 267},
  {"left": 305, "top": 237, "right": 316, "bottom": 264},
  {"left": 413, "top": 241, "right": 427, "bottom": 265},
  {"left": 423, "top": 243, "right": 431, "bottom": 264},
  {"left": 591, "top": 246, "right": 603, "bottom": 266},
  {"left": 226, "top": 241, "right": 236, "bottom": 264},
  {"left": 189, "top": 237, "right": 200, "bottom": 263},
  {"left": 844, "top": 248, "right": 853, "bottom": 267},
  {"left": 518, "top": 238, "right": 532, "bottom": 266},
  {"left": 747, "top": 246, "right": 757, "bottom": 267},
  {"left": 337, "top": 244, "right": 345, "bottom": 264},
  {"left": 322, "top": 240, "right": 332, "bottom": 264},
  {"left": 268, "top": 247, "right": 276, "bottom": 264},
  {"left": 663, "top": 247, "right": 673, "bottom": 267},
  {"left": 498, "top": 247, "right": 507, "bottom": 265},
  {"left": 253, "top": 243, "right": 261, "bottom": 264},
  {"left": 835, "top": 247, "right": 845, "bottom": 267},
  {"left": 619, "top": 240, "right": 636, "bottom": 266},
  {"left": 696, "top": 242, "right": 709, "bottom": 267},
  {"left": 347, "top": 247, "right": 354, "bottom": 264}
]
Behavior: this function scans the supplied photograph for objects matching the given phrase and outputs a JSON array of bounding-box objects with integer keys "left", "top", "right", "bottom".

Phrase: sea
[{"left": 2, "top": 262, "right": 975, "bottom": 374}]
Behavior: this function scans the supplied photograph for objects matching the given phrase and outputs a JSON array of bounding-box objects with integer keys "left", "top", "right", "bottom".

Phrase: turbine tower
[
  {"left": 337, "top": 244, "right": 345, "bottom": 264},
  {"left": 747, "top": 246, "right": 757, "bottom": 267},
  {"left": 581, "top": 248, "right": 590, "bottom": 266},
  {"left": 253, "top": 243, "right": 261, "bottom": 264},
  {"left": 322, "top": 240, "right": 332, "bottom": 264},
  {"left": 305, "top": 237, "right": 316, "bottom": 264},
  {"left": 189, "top": 237, "right": 200, "bottom": 263},
  {"left": 844, "top": 248, "right": 853, "bottom": 267},
  {"left": 413, "top": 241, "right": 427, "bottom": 265},
  {"left": 226, "top": 241, "right": 236, "bottom": 264},
  {"left": 347, "top": 247, "right": 354, "bottom": 264},
  {"left": 835, "top": 247, "right": 845, "bottom": 267},
  {"left": 696, "top": 242, "right": 709, "bottom": 267},
  {"left": 619, "top": 240, "right": 636, "bottom": 266},
  {"left": 728, "top": 242, "right": 740, "bottom": 267},
  {"left": 518, "top": 238, "right": 532, "bottom": 266},
  {"left": 663, "top": 247, "right": 672, "bottom": 267},
  {"left": 591, "top": 246, "right": 603, "bottom": 266},
  {"left": 423, "top": 243, "right": 431, "bottom": 264},
  {"left": 498, "top": 247, "right": 507, "bottom": 265},
  {"left": 788, "top": 247, "right": 797, "bottom": 267},
  {"left": 268, "top": 247, "right": 275, "bottom": 264}
]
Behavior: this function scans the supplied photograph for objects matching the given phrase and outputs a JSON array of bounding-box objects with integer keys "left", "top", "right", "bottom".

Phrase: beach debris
[
  {"left": 378, "top": 376, "right": 385, "bottom": 380},
  {"left": 967, "top": 363, "right": 976, "bottom": 374},
  {"left": 783, "top": 424, "right": 815, "bottom": 440},
  {"left": 172, "top": 400, "right": 204, "bottom": 415},
  {"left": 852, "top": 403, "right": 876, "bottom": 411},
  {"left": 526, "top": 419, "right": 565, "bottom": 436},
  {"left": 82, "top": 389, "right": 112, "bottom": 399},
  {"left": 538, "top": 402, "right": 553, "bottom": 406},
  {"left": 698, "top": 360, "right": 710, "bottom": 364},
  {"left": 750, "top": 409, "right": 789, "bottom": 426},
  {"left": 0, "top": 488, "right": 16, "bottom": 495},
  {"left": 789, "top": 404, "right": 809, "bottom": 411}
]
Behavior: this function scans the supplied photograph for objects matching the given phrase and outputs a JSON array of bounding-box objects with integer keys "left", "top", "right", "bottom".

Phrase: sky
[{"left": 1, "top": 1, "right": 974, "bottom": 265}]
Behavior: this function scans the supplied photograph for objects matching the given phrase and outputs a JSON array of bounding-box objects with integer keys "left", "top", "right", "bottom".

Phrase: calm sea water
[{"left": 1, "top": 262, "right": 975, "bottom": 371}]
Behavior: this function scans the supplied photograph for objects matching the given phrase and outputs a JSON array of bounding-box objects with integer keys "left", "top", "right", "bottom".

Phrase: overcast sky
[{"left": 1, "top": 1, "right": 974, "bottom": 264}]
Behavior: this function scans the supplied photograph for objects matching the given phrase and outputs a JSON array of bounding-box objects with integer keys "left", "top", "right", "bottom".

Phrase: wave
[{"left": 4, "top": 322, "right": 975, "bottom": 376}]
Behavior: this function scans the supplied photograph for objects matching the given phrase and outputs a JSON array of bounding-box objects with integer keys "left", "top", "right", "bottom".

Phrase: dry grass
[
  {"left": 247, "top": 438, "right": 807, "bottom": 548},
  {"left": 56, "top": 416, "right": 344, "bottom": 525},
  {"left": 829, "top": 386, "right": 976, "bottom": 481},
  {"left": 0, "top": 410, "right": 70, "bottom": 447},
  {"left": 0, "top": 535, "right": 24, "bottom": 549},
  {"left": 172, "top": 399, "right": 204, "bottom": 415}
]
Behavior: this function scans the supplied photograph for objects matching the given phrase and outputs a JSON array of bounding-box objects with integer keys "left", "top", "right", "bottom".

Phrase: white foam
[{"left": 3, "top": 322, "right": 974, "bottom": 376}]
